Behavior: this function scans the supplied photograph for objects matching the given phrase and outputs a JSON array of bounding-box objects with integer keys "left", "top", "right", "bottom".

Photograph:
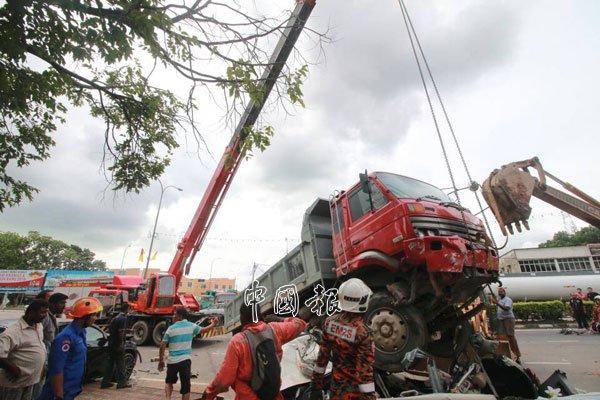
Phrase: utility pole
[
  {"left": 143, "top": 179, "right": 183, "bottom": 279},
  {"left": 119, "top": 243, "right": 132, "bottom": 274}
]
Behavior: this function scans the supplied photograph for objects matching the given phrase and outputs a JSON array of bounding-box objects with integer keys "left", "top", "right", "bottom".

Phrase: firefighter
[
  {"left": 38, "top": 297, "right": 103, "bottom": 400},
  {"left": 311, "top": 278, "right": 376, "bottom": 400},
  {"left": 202, "top": 302, "right": 308, "bottom": 400}
]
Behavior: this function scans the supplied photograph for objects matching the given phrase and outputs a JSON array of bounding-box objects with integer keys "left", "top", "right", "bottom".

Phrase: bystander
[
  {"left": 0, "top": 299, "right": 49, "bottom": 400},
  {"left": 101, "top": 303, "right": 132, "bottom": 389},
  {"left": 492, "top": 287, "right": 522, "bottom": 363},
  {"left": 587, "top": 287, "right": 599, "bottom": 302},
  {"left": 158, "top": 308, "right": 217, "bottom": 400},
  {"left": 33, "top": 292, "right": 69, "bottom": 398},
  {"left": 569, "top": 292, "right": 588, "bottom": 329}
]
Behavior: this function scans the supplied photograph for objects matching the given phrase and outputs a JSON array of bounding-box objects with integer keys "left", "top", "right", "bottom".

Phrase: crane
[
  {"left": 121, "top": 0, "right": 316, "bottom": 345},
  {"left": 482, "top": 156, "right": 600, "bottom": 236}
]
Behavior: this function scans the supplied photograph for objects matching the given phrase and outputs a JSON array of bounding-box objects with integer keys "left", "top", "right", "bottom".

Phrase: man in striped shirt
[{"left": 158, "top": 308, "right": 217, "bottom": 400}]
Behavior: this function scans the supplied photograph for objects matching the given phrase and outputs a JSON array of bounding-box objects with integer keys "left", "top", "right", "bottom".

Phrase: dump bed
[{"left": 224, "top": 198, "right": 337, "bottom": 331}]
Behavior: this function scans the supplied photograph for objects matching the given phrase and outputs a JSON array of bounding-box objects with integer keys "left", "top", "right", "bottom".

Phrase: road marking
[
  {"left": 526, "top": 362, "right": 572, "bottom": 365},
  {"left": 547, "top": 340, "right": 579, "bottom": 343}
]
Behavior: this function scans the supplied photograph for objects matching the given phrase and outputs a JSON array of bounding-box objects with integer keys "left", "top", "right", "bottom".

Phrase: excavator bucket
[
  {"left": 483, "top": 157, "right": 600, "bottom": 235},
  {"left": 482, "top": 162, "right": 537, "bottom": 236}
]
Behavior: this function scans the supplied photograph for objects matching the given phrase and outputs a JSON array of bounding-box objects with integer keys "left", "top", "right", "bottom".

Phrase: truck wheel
[
  {"left": 153, "top": 321, "right": 167, "bottom": 347},
  {"left": 364, "top": 293, "right": 427, "bottom": 372},
  {"left": 131, "top": 320, "right": 150, "bottom": 345}
]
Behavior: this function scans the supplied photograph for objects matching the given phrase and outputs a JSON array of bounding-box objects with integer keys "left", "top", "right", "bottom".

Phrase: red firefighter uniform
[
  {"left": 204, "top": 317, "right": 307, "bottom": 400},
  {"left": 313, "top": 312, "right": 376, "bottom": 400}
]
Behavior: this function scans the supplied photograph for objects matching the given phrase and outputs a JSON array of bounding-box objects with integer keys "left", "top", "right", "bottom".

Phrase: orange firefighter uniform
[
  {"left": 203, "top": 317, "right": 307, "bottom": 400},
  {"left": 313, "top": 312, "right": 376, "bottom": 400}
]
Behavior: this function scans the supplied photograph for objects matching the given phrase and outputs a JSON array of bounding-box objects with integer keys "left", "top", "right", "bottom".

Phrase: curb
[{"left": 516, "top": 322, "right": 577, "bottom": 329}]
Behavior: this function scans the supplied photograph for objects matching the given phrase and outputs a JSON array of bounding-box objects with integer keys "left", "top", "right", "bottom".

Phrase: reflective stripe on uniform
[{"left": 358, "top": 382, "right": 375, "bottom": 393}]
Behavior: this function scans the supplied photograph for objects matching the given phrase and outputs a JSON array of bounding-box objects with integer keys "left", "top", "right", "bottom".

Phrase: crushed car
[{"left": 279, "top": 331, "right": 598, "bottom": 400}]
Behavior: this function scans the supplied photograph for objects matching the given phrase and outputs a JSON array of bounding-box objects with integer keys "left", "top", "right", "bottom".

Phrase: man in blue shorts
[{"left": 158, "top": 308, "right": 216, "bottom": 400}]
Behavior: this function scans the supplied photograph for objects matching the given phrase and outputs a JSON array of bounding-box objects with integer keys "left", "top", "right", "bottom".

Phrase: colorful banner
[
  {"left": 44, "top": 270, "right": 114, "bottom": 289},
  {"left": 44, "top": 270, "right": 115, "bottom": 305},
  {"left": 0, "top": 270, "right": 46, "bottom": 292}
]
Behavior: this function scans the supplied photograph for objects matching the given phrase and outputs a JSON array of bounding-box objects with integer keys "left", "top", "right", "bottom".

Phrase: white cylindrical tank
[{"left": 489, "top": 273, "right": 600, "bottom": 301}]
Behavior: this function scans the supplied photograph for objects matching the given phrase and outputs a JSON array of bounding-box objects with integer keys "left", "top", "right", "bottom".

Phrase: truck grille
[{"left": 410, "top": 216, "right": 484, "bottom": 242}]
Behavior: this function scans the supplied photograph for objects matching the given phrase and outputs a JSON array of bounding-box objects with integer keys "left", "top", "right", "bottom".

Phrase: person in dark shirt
[
  {"left": 569, "top": 293, "right": 588, "bottom": 329},
  {"left": 587, "top": 287, "right": 599, "bottom": 302},
  {"left": 101, "top": 303, "right": 131, "bottom": 389}
]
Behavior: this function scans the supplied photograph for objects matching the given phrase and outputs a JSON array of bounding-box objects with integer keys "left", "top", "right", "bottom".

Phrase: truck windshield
[{"left": 376, "top": 172, "right": 451, "bottom": 202}]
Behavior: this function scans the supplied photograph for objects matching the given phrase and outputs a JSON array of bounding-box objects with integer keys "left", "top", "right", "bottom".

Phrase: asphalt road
[{"left": 517, "top": 328, "right": 600, "bottom": 392}]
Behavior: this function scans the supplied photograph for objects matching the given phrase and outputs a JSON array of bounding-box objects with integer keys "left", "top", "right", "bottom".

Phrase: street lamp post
[
  {"left": 209, "top": 258, "right": 222, "bottom": 281},
  {"left": 119, "top": 243, "right": 133, "bottom": 274},
  {"left": 143, "top": 179, "right": 183, "bottom": 279}
]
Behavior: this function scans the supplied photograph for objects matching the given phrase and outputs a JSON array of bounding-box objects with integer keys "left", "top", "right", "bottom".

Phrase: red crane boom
[{"left": 168, "top": 0, "right": 316, "bottom": 286}]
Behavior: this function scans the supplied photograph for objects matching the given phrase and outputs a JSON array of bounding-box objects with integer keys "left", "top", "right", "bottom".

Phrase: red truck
[{"left": 225, "top": 171, "right": 499, "bottom": 371}]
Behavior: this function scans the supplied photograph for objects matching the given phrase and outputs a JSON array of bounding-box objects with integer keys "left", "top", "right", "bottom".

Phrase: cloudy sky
[{"left": 2, "top": 0, "right": 599, "bottom": 288}]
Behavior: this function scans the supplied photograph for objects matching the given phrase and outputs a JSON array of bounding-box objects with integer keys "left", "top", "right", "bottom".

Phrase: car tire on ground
[
  {"left": 153, "top": 321, "right": 168, "bottom": 347},
  {"left": 122, "top": 351, "right": 136, "bottom": 381},
  {"left": 131, "top": 320, "right": 150, "bottom": 345},
  {"left": 364, "top": 292, "right": 427, "bottom": 372}
]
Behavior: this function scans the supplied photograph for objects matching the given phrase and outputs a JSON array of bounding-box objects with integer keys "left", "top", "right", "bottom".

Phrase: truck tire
[
  {"left": 364, "top": 293, "right": 427, "bottom": 372},
  {"left": 131, "top": 320, "right": 150, "bottom": 345},
  {"left": 153, "top": 321, "right": 168, "bottom": 347}
]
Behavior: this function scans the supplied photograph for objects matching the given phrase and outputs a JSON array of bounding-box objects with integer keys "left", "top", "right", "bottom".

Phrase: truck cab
[{"left": 331, "top": 171, "right": 497, "bottom": 277}]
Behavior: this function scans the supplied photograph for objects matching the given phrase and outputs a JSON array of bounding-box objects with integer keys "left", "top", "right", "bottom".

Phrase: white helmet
[
  {"left": 595, "top": 295, "right": 600, "bottom": 302},
  {"left": 338, "top": 278, "right": 373, "bottom": 313}
]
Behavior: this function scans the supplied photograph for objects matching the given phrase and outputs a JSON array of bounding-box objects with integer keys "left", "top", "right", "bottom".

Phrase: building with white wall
[{"left": 500, "top": 244, "right": 600, "bottom": 274}]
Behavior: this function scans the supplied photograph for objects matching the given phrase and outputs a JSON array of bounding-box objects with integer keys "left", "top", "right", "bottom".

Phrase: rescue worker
[
  {"left": 202, "top": 302, "right": 308, "bottom": 400},
  {"left": 590, "top": 295, "right": 600, "bottom": 333},
  {"left": 311, "top": 278, "right": 376, "bottom": 400},
  {"left": 38, "top": 297, "right": 103, "bottom": 400}
]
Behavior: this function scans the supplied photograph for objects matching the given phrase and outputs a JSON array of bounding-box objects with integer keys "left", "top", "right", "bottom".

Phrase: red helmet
[{"left": 69, "top": 297, "right": 103, "bottom": 318}]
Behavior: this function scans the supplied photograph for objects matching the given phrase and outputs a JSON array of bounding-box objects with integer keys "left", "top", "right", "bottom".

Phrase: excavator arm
[{"left": 482, "top": 157, "right": 600, "bottom": 235}]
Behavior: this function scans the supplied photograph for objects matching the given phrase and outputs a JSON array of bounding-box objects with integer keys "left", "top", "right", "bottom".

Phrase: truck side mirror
[
  {"left": 359, "top": 170, "right": 375, "bottom": 212},
  {"left": 359, "top": 171, "right": 371, "bottom": 195}
]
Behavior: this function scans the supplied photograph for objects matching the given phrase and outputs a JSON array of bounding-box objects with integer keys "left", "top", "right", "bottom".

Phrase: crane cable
[
  {"left": 397, "top": 0, "right": 461, "bottom": 205},
  {"left": 397, "top": 0, "right": 502, "bottom": 248}
]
